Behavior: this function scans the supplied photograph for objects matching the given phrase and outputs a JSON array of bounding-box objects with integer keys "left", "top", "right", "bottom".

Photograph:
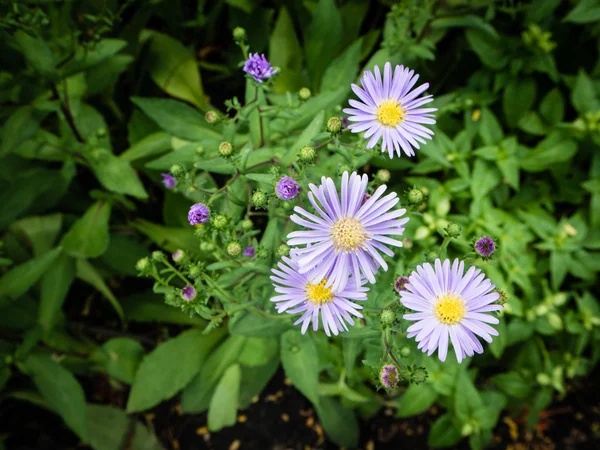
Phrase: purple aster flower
[
  {"left": 287, "top": 171, "right": 409, "bottom": 291},
  {"left": 343, "top": 62, "right": 437, "bottom": 158},
  {"left": 400, "top": 259, "right": 503, "bottom": 363},
  {"left": 243, "top": 53, "right": 277, "bottom": 83},
  {"left": 395, "top": 276, "right": 410, "bottom": 293},
  {"left": 474, "top": 236, "right": 495, "bottom": 258},
  {"left": 243, "top": 246, "right": 255, "bottom": 257},
  {"left": 188, "top": 203, "right": 210, "bottom": 226},
  {"left": 161, "top": 173, "right": 176, "bottom": 189},
  {"left": 181, "top": 286, "right": 196, "bottom": 301},
  {"left": 379, "top": 364, "right": 399, "bottom": 389},
  {"left": 275, "top": 176, "right": 299, "bottom": 200},
  {"left": 270, "top": 255, "right": 368, "bottom": 336}
]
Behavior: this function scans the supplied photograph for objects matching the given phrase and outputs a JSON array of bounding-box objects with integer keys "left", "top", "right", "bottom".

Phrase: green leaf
[
  {"left": 315, "top": 396, "right": 358, "bottom": 448},
  {"left": 502, "top": 78, "right": 536, "bottom": 128},
  {"left": 281, "top": 110, "right": 325, "bottom": 166},
  {"left": 101, "top": 234, "right": 150, "bottom": 277},
  {"left": 0, "top": 106, "right": 45, "bottom": 156},
  {"left": 75, "top": 259, "right": 124, "bottom": 324},
  {"left": 465, "top": 29, "right": 507, "bottom": 69},
  {"left": 120, "top": 132, "right": 172, "bottom": 163},
  {"left": 571, "top": 70, "right": 598, "bottom": 113},
  {"left": 142, "top": 31, "right": 209, "bottom": 110},
  {"left": 26, "top": 353, "right": 87, "bottom": 440},
  {"left": 94, "top": 338, "right": 145, "bottom": 384},
  {"left": 269, "top": 7, "right": 303, "bottom": 93},
  {"left": 59, "top": 39, "right": 127, "bottom": 78},
  {"left": 305, "top": 0, "right": 342, "bottom": 90},
  {"left": 478, "top": 108, "right": 503, "bottom": 145},
  {"left": 38, "top": 253, "right": 76, "bottom": 332},
  {"left": 280, "top": 330, "right": 320, "bottom": 405},
  {"left": 550, "top": 250, "right": 569, "bottom": 290},
  {"left": 520, "top": 139, "right": 578, "bottom": 172},
  {"left": 229, "top": 311, "right": 291, "bottom": 337},
  {"left": 0, "top": 247, "right": 61, "bottom": 306},
  {"left": 285, "top": 87, "right": 347, "bottom": 131},
  {"left": 86, "top": 55, "right": 134, "bottom": 97},
  {"left": 518, "top": 111, "right": 547, "bottom": 135},
  {"left": 121, "top": 292, "right": 206, "bottom": 326},
  {"left": 13, "top": 31, "right": 56, "bottom": 77},
  {"left": 342, "top": 326, "right": 380, "bottom": 339},
  {"left": 127, "top": 328, "right": 225, "bottom": 412},
  {"left": 88, "top": 150, "right": 148, "bottom": 199},
  {"left": 454, "top": 369, "right": 483, "bottom": 422},
  {"left": 132, "top": 97, "right": 219, "bottom": 141},
  {"left": 564, "top": 0, "right": 600, "bottom": 23},
  {"left": 470, "top": 160, "right": 501, "bottom": 201},
  {"left": 86, "top": 404, "right": 129, "bottom": 450},
  {"left": 342, "top": 338, "right": 360, "bottom": 377},
  {"left": 130, "top": 423, "right": 165, "bottom": 450},
  {"left": 428, "top": 414, "right": 462, "bottom": 447},
  {"left": 207, "top": 364, "right": 241, "bottom": 431},
  {"left": 180, "top": 335, "right": 247, "bottom": 413},
  {"left": 239, "top": 357, "right": 279, "bottom": 409},
  {"left": 193, "top": 158, "right": 237, "bottom": 175},
  {"left": 396, "top": 383, "right": 438, "bottom": 418},
  {"left": 431, "top": 15, "right": 498, "bottom": 38},
  {"left": 131, "top": 219, "right": 197, "bottom": 254},
  {"left": 539, "top": 88, "right": 565, "bottom": 124},
  {"left": 245, "top": 79, "right": 268, "bottom": 148},
  {"left": 61, "top": 201, "right": 111, "bottom": 258},
  {"left": 492, "top": 371, "right": 533, "bottom": 399},
  {"left": 321, "top": 39, "right": 362, "bottom": 93},
  {"left": 489, "top": 319, "right": 507, "bottom": 358},
  {"left": 11, "top": 213, "right": 62, "bottom": 256},
  {"left": 259, "top": 217, "right": 284, "bottom": 252},
  {"left": 237, "top": 337, "right": 279, "bottom": 367}
]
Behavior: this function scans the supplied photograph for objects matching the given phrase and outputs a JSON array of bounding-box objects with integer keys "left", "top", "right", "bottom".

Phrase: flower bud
[
  {"left": 136, "top": 257, "right": 152, "bottom": 275},
  {"left": 212, "top": 214, "right": 228, "bottom": 230},
  {"left": 298, "top": 146, "right": 316, "bottom": 164},
  {"left": 409, "top": 366, "right": 428, "bottom": 384},
  {"left": 218, "top": 141, "right": 233, "bottom": 158},
  {"left": 227, "top": 241, "right": 242, "bottom": 256},
  {"left": 241, "top": 219, "right": 253, "bottom": 230},
  {"left": 181, "top": 285, "right": 197, "bottom": 302},
  {"left": 445, "top": 222, "right": 461, "bottom": 238},
  {"left": 170, "top": 163, "right": 186, "bottom": 179},
  {"left": 379, "top": 364, "right": 399, "bottom": 389},
  {"left": 474, "top": 236, "right": 496, "bottom": 259},
  {"left": 394, "top": 276, "right": 410, "bottom": 293},
  {"left": 243, "top": 245, "right": 255, "bottom": 257},
  {"left": 298, "top": 87, "right": 311, "bottom": 101},
  {"left": 407, "top": 187, "right": 424, "bottom": 206},
  {"left": 251, "top": 190, "right": 268, "bottom": 209},
  {"left": 151, "top": 250, "right": 165, "bottom": 262},
  {"left": 337, "top": 164, "right": 352, "bottom": 176},
  {"left": 326, "top": 116, "right": 343, "bottom": 134},
  {"left": 255, "top": 247, "right": 270, "bottom": 259},
  {"left": 200, "top": 241, "right": 215, "bottom": 252},
  {"left": 400, "top": 346, "right": 411, "bottom": 357},
  {"left": 205, "top": 111, "right": 218, "bottom": 124},
  {"left": 189, "top": 265, "right": 203, "bottom": 279},
  {"left": 172, "top": 249, "right": 185, "bottom": 263},
  {"left": 376, "top": 169, "right": 391, "bottom": 183},
  {"left": 277, "top": 244, "right": 290, "bottom": 257},
  {"left": 232, "top": 27, "right": 246, "bottom": 41},
  {"left": 380, "top": 309, "right": 396, "bottom": 326}
]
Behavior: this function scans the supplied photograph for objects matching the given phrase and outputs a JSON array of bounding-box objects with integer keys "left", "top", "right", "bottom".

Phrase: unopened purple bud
[
  {"left": 161, "top": 173, "right": 176, "bottom": 189},
  {"left": 475, "top": 236, "right": 496, "bottom": 258},
  {"left": 181, "top": 286, "right": 196, "bottom": 301},
  {"left": 275, "top": 176, "right": 299, "bottom": 200},
  {"left": 243, "top": 246, "right": 255, "bottom": 257},
  {"left": 395, "top": 276, "right": 409, "bottom": 293},
  {"left": 243, "top": 53, "right": 277, "bottom": 83},
  {"left": 362, "top": 193, "right": 371, "bottom": 205},
  {"left": 172, "top": 249, "right": 185, "bottom": 262},
  {"left": 379, "top": 364, "right": 399, "bottom": 389},
  {"left": 188, "top": 203, "right": 210, "bottom": 226}
]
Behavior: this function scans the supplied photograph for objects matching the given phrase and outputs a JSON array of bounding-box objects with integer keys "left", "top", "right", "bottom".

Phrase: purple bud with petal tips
[
  {"left": 275, "top": 176, "right": 299, "bottom": 200},
  {"left": 162, "top": 173, "right": 176, "bottom": 189},
  {"left": 181, "top": 286, "right": 196, "bottom": 301},
  {"left": 243, "top": 53, "right": 278, "bottom": 83},
  {"left": 243, "top": 246, "right": 255, "bottom": 257},
  {"left": 188, "top": 203, "right": 210, "bottom": 226},
  {"left": 475, "top": 236, "right": 495, "bottom": 258},
  {"left": 379, "top": 364, "right": 399, "bottom": 389},
  {"left": 395, "top": 276, "right": 410, "bottom": 293}
]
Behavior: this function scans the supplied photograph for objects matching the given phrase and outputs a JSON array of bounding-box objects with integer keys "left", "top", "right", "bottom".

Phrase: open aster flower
[
  {"left": 270, "top": 255, "right": 368, "bottom": 336},
  {"left": 343, "top": 62, "right": 437, "bottom": 158},
  {"left": 400, "top": 259, "right": 503, "bottom": 363},
  {"left": 287, "top": 171, "right": 409, "bottom": 292}
]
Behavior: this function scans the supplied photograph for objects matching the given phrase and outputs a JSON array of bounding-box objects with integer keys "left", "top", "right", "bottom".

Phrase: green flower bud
[
  {"left": 298, "top": 146, "right": 316, "bottom": 164},
  {"left": 326, "top": 116, "right": 343, "bottom": 134},
  {"left": 212, "top": 214, "right": 228, "bottom": 230},
  {"left": 189, "top": 265, "right": 203, "bottom": 279},
  {"left": 218, "top": 141, "right": 233, "bottom": 157},
  {"left": 151, "top": 250, "right": 165, "bottom": 262},
  {"left": 277, "top": 244, "right": 290, "bottom": 257},
  {"left": 425, "top": 250, "right": 438, "bottom": 262},
  {"left": 494, "top": 289, "right": 508, "bottom": 306},
  {"left": 407, "top": 187, "right": 424, "bottom": 206},
  {"left": 227, "top": 241, "right": 242, "bottom": 256},
  {"left": 409, "top": 366, "right": 428, "bottom": 384},
  {"left": 241, "top": 219, "right": 253, "bottom": 230},
  {"left": 380, "top": 309, "right": 396, "bottom": 326},
  {"left": 165, "top": 292, "right": 176, "bottom": 304},
  {"left": 255, "top": 247, "right": 270, "bottom": 259},
  {"left": 281, "top": 200, "right": 292, "bottom": 210},
  {"left": 170, "top": 163, "right": 186, "bottom": 179},
  {"left": 200, "top": 241, "right": 215, "bottom": 252},
  {"left": 251, "top": 190, "right": 268, "bottom": 209},
  {"left": 298, "top": 87, "right": 311, "bottom": 101},
  {"left": 376, "top": 169, "right": 391, "bottom": 183},
  {"left": 338, "top": 164, "right": 352, "bottom": 176},
  {"left": 136, "top": 257, "right": 152, "bottom": 275},
  {"left": 233, "top": 27, "right": 247, "bottom": 41},
  {"left": 205, "top": 111, "right": 218, "bottom": 124},
  {"left": 445, "top": 222, "right": 461, "bottom": 238},
  {"left": 400, "top": 346, "right": 411, "bottom": 357}
]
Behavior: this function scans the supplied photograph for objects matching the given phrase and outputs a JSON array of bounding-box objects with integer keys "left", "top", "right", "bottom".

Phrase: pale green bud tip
[
  {"left": 218, "top": 141, "right": 233, "bottom": 157},
  {"left": 189, "top": 265, "right": 203, "bottom": 279},
  {"left": 337, "top": 164, "right": 352, "bottom": 176},
  {"left": 200, "top": 241, "right": 215, "bottom": 252},
  {"left": 409, "top": 366, "right": 428, "bottom": 384},
  {"left": 151, "top": 250, "right": 165, "bottom": 262},
  {"left": 136, "top": 257, "right": 151, "bottom": 273},
  {"left": 407, "top": 187, "right": 424, "bottom": 205},
  {"left": 445, "top": 222, "right": 461, "bottom": 238},
  {"left": 205, "top": 111, "right": 218, "bottom": 124},
  {"left": 227, "top": 242, "right": 242, "bottom": 256},
  {"left": 298, "top": 87, "right": 311, "bottom": 100},
  {"left": 298, "top": 146, "right": 316, "bottom": 164},
  {"left": 380, "top": 309, "right": 396, "bottom": 325},
  {"left": 376, "top": 169, "right": 391, "bottom": 183},
  {"left": 251, "top": 190, "right": 268, "bottom": 208},
  {"left": 212, "top": 214, "right": 228, "bottom": 230},
  {"left": 241, "top": 219, "right": 253, "bottom": 230},
  {"left": 172, "top": 249, "right": 185, "bottom": 262},
  {"left": 277, "top": 244, "right": 290, "bottom": 257},
  {"left": 326, "top": 116, "right": 342, "bottom": 133},
  {"left": 233, "top": 27, "right": 246, "bottom": 41},
  {"left": 170, "top": 163, "right": 185, "bottom": 178}
]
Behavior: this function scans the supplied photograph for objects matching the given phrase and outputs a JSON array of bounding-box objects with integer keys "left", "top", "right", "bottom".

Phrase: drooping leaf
[{"left": 207, "top": 364, "right": 241, "bottom": 431}]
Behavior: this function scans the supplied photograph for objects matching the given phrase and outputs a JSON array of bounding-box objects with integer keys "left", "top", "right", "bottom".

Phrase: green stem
[{"left": 439, "top": 236, "right": 451, "bottom": 259}]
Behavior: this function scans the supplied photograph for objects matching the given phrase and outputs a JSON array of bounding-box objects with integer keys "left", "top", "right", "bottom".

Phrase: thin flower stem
[{"left": 162, "top": 260, "right": 192, "bottom": 286}]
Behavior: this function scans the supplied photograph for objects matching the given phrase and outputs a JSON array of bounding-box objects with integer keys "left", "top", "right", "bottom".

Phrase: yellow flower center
[
  {"left": 330, "top": 216, "right": 367, "bottom": 252},
  {"left": 305, "top": 279, "right": 335, "bottom": 305},
  {"left": 376, "top": 99, "right": 405, "bottom": 127},
  {"left": 434, "top": 293, "right": 466, "bottom": 325}
]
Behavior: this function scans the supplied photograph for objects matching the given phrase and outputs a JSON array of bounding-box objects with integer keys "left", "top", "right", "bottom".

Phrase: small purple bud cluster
[{"left": 243, "top": 53, "right": 277, "bottom": 83}]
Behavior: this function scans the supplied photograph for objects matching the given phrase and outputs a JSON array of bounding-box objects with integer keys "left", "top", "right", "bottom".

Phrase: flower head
[
  {"left": 343, "top": 62, "right": 437, "bottom": 158},
  {"left": 395, "top": 276, "right": 409, "bottom": 293},
  {"left": 161, "top": 173, "right": 176, "bottom": 189},
  {"left": 243, "top": 246, "right": 255, "bottom": 257},
  {"left": 188, "top": 203, "right": 210, "bottom": 226},
  {"left": 474, "top": 236, "right": 495, "bottom": 258},
  {"left": 400, "top": 259, "right": 503, "bottom": 363},
  {"left": 275, "top": 176, "right": 299, "bottom": 200},
  {"left": 270, "top": 255, "right": 368, "bottom": 336},
  {"left": 181, "top": 286, "right": 196, "bottom": 302},
  {"left": 243, "top": 53, "right": 277, "bottom": 83},
  {"left": 287, "top": 171, "right": 409, "bottom": 291},
  {"left": 379, "top": 364, "right": 399, "bottom": 389},
  {"left": 172, "top": 249, "right": 185, "bottom": 262}
]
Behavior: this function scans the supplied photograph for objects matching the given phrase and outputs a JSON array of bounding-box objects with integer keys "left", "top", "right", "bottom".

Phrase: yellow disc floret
[
  {"left": 305, "top": 279, "right": 335, "bottom": 305},
  {"left": 330, "top": 216, "right": 367, "bottom": 252},
  {"left": 434, "top": 292, "right": 466, "bottom": 325},
  {"left": 376, "top": 99, "right": 405, "bottom": 127}
]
